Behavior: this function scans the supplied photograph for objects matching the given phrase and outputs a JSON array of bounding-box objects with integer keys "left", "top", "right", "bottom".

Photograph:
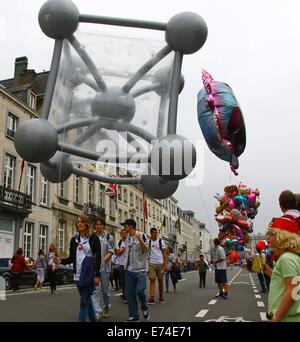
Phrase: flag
[
  {"left": 18, "top": 160, "right": 25, "bottom": 193},
  {"left": 105, "top": 183, "right": 117, "bottom": 198},
  {"left": 143, "top": 193, "right": 148, "bottom": 220},
  {"left": 159, "top": 215, "right": 166, "bottom": 232}
]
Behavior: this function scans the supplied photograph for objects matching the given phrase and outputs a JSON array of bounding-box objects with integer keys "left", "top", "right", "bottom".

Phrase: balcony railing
[
  {"left": 83, "top": 202, "right": 106, "bottom": 219},
  {"left": 0, "top": 185, "right": 32, "bottom": 213}
]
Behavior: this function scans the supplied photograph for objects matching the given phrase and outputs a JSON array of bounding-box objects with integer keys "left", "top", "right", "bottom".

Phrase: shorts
[
  {"left": 148, "top": 263, "right": 164, "bottom": 280},
  {"left": 215, "top": 269, "right": 227, "bottom": 284}
]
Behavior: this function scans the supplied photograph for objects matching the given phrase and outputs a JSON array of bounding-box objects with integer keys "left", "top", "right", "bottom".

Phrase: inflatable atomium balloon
[{"left": 14, "top": 0, "right": 208, "bottom": 199}]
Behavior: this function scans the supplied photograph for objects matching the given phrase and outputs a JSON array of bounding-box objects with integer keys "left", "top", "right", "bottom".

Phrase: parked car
[{"left": 0, "top": 258, "right": 74, "bottom": 290}]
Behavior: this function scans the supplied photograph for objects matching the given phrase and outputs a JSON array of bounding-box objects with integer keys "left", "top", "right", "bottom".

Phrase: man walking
[
  {"left": 115, "top": 228, "right": 128, "bottom": 303},
  {"left": 210, "top": 238, "right": 228, "bottom": 299},
  {"left": 92, "top": 217, "right": 115, "bottom": 320},
  {"left": 123, "top": 219, "right": 150, "bottom": 321},
  {"left": 148, "top": 227, "right": 167, "bottom": 304}
]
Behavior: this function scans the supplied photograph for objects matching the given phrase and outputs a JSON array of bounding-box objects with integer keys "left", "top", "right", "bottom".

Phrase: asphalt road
[{"left": 0, "top": 268, "right": 269, "bottom": 322}]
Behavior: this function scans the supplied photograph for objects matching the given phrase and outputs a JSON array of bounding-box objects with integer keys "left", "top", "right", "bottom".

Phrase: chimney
[{"left": 14, "top": 56, "right": 28, "bottom": 83}]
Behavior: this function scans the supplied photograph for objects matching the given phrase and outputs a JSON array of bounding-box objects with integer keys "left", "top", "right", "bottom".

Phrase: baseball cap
[
  {"left": 121, "top": 219, "right": 136, "bottom": 228},
  {"left": 269, "top": 216, "right": 300, "bottom": 234}
]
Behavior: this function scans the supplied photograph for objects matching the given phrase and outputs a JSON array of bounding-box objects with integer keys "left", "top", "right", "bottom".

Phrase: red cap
[{"left": 269, "top": 217, "right": 300, "bottom": 234}]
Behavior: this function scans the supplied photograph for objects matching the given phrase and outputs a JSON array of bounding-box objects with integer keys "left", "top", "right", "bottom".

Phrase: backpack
[{"left": 149, "top": 238, "right": 163, "bottom": 250}]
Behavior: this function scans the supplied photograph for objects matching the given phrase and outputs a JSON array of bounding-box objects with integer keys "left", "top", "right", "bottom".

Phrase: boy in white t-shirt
[{"left": 148, "top": 227, "right": 167, "bottom": 304}]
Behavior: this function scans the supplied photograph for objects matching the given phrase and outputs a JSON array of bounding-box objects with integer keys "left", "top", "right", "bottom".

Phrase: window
[
  {"left": 109, "top": 197, "right": 116, "bottom": 217},
  {"left": 6, "top": 113, "right": 18, "bottom": 139},
  {"left": 130, "top": 192, "right": 134, "bottom": 207},
  {"left": 88, "top": 180, "right": 94, "bottom": 203},
  {"left": 119, "top": 209, "right": 122, "bottom": 223},
  {"left": 24, "top": 222, "right": 34, "bottom": 258},
  {"left": 99, "top": 184, "right": 105, "bottom": 207},
  {"left": 4, "top": 154, "right": 16, "bottom": 189},
  {"left": 200, "top": 241, "right": 203, "bottom": 249},
  {"left": 39, "top": 224, "right": 48, "bottom": 252},
  {"left": 124, "top": 188, "right": 128, "bottom": 204},
  {"left": 140, "top": 198, "right": 143, "bottom": 212},
  {"left": 124, "top": 211, "right": 128, "bottom": 220},
  {"left": 29, "top": 92, "right": 36, "bottom": 110},
  {"left": 199, "top": 232, "right": 202, "bottom": 237},
  {"left": 153, "top": 206, "right": 155, "bottom": 218},
  {"left": 59, "top": 182, "right": 67, "bottom": 198},
  {"left": 40, "top": 176, "right": 49, "bottom": 205},
  {"left": 58, "top": 221, "right": 65, "bottom": 253},
  {"left": 135, "top": 195, "right": 139, "bottom": 210},
  {"left": 26, "top": 165, "right": 36, "bottom": 201},
  {"left": 118, "top": 186, "right": 122, "bottom": 201},
  {"left": 75, "top": 176, "right": 81, "bottom": 204}
]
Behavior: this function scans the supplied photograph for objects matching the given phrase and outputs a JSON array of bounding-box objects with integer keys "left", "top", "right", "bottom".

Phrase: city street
[{"left": 0, "top": 268, "right": 269, "bottom": 322}]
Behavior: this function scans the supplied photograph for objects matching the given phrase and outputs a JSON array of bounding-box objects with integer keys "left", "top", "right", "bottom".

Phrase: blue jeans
[
  {"left": 76, "top": 282, "right": 96, "bottom": 322},
  {"left": 125, "top": 270, "right": 148, "bottom": 319},
  {"left": 91, "top": 271, "right": 110, "bottom": 317}
]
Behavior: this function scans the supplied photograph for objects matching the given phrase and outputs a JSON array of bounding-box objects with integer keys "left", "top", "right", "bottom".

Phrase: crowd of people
[{"left": 10, "top": 189, "right": 300, "bottom": 322}]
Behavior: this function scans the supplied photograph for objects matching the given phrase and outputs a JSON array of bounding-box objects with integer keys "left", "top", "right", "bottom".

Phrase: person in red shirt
[{"left": 11, "top": 248, "right": 26, "bottom": 291}]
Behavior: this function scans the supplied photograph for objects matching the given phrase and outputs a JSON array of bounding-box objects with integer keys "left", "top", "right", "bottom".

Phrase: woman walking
[
  {"left": 11, "top": 248, "right": 26, "bottom": 291},
  {"left": 47, "top": 243, "right": 59, "bottom": 295},
  {"left": 60, "top": 215, "right": 101, "bottom": 322},
  {"left": 34, "top": 250, "right": 47, "bottom": 290}
]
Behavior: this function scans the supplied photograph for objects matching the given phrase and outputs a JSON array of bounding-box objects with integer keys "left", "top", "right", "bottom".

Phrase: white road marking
[
  {"left": 255, "top": 294, "right": 261, "bottom": 299},
  {"left": 178, "top": 279, "right": 186, "bottom": 282},
  {"left": 228, "top": 269, "right": 242, "bottom": 284},
  {"left": 6, "top": 286, "right": 76, "bottom": 297},
  {"left": 114, "top": 293, "right": 123, "bottom": 297},
  {"left": 253, "top": 290, "right": 258, "bottom": 293},
  {"left": 208, "top": 300, "right": 217, "bottom": 305},
  {"left": 195, "top": 309, "right": 209, "bottom": 318},
  {"left": 260, "top": 312, "right": 268, "bottom": 321},
  {"left": 257, "top": 301, "right": 265, "bottom": 307},
  {"left": 231, "top": 282, "right": 250, "bottom": 285}
]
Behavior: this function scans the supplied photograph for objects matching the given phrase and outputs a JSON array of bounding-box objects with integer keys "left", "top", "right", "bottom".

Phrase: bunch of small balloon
[{"left": 214, "top": 183, "right": 260, "bottom": 253}]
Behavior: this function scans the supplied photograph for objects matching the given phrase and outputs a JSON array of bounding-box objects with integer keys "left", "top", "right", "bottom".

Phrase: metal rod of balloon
[
  {"left": 157, "top": 95, "right": 168, "bottom": 138},
  {"left": 57, "top": 141, "right": 150, "bottom": 163},
  {"left": 131, "top": 83, "right": 160, "bottom": 98},
  {"left": 72, "top": 167, "right": 141, "bottom": 185},
  {"left": 79, "top": 14, "right": 167, "bottom": 31},
  {"left": 123, "top": 45, "right": 172, "bottom": 93},
  {"left": 56, "top": 118, "right": 156, "bottom": 143},
  {"left": 40, "top": 39, "right": 63, "bottom": 120},
  {"left": 167, "top": 51, "right": 183, "bottom": 135},
  {"left": 68, "top": 35, "right": 107, "bottom": 91}
]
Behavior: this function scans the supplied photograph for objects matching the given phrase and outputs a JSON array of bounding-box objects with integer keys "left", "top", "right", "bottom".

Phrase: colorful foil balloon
[{"left": 197, "top": 70, "right": 246, "bottom": 174}]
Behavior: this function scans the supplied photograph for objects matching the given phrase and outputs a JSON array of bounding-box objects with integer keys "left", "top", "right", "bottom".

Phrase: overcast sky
[{"left": 1, "top": 0, "right": 299, "bottom": 237}]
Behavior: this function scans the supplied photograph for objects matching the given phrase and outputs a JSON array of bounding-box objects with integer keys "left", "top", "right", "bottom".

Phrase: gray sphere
[
  {"left": 38, "top": 0, "right": 80, "bottom": 39},
  {"left": 150, "top": 134, "right": 197, "bottom": 181},
  {"left": 40, "top": 152, "right": 73, "bottom": 183},
  {"left": 153, "top": 67, "right": 185, "bottom": 96},
  {"left": 14, "top": 119, "right": 58, "bottom": 163},
  {"left": 91, "top": 87, "right": 136, "bottom": 122},
  {"left": 165, "top": 12, "right": 208, "bottom": 54},
  {"left": 141, "top": 175, "right": 179, "bottom": 199}
]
